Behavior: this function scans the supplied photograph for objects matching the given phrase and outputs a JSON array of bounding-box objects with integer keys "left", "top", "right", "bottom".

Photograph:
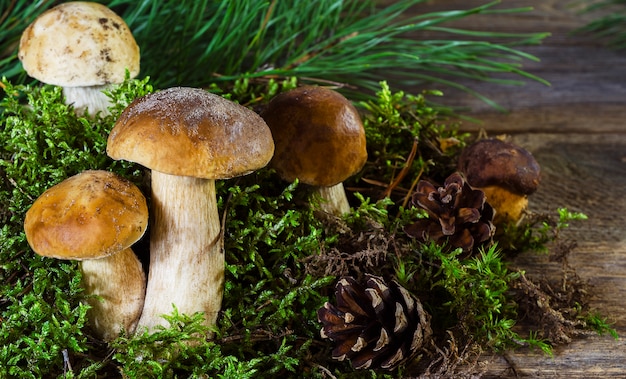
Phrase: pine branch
[{"left": 0, "top": 0, "right": 548, "bottom": 104}]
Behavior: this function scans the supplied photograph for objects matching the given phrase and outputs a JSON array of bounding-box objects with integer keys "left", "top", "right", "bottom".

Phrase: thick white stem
[
  {"left": 79, "top": 248, "right": 146, "bottom": 341},
  {"left": 136, "top": 171, "right": 223, "bottom": 333},
  {"left": 63, "top": 85, "right": 112, "bottom": 117},
  {"left": 315, "top": 182, "right": 351, "bottom": 216}
]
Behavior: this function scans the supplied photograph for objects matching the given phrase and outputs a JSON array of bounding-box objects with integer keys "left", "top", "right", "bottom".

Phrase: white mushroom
[{"left": 18, "top": 2, "right": 140, "bottom": 116}]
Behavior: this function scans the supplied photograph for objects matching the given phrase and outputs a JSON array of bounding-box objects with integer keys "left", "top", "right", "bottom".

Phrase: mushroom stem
[
  {"left": 79, "top": 247, "right": 146, "bottom": 341},
  {"left": 136, "top": 171, "right": 223, "bottom": 333},
  {"left": 315, "top": 182, "right": 351, "bottom": 216},
  {"left": 480, "top": 185, "right": 529, "bottom": 225},
  {"left": 63, "top": 85, "right": 112, "bottom": 117}
]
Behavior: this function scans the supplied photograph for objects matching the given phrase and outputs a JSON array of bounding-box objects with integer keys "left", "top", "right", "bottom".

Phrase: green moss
[
  {"left": 430, "top": 244, "right": 521, "bottom": 350},
  {"left": 0, "top": 76, "right": 152, "bottom": 378},
  {"left": 0, "top": 254, "right": 91, "bottom": 378},
  {"left": 358, "top": 81, "right": 468, "bottom": 204},
  {"left": 0, "top": 76, "right": 615, "bottom": 377}
]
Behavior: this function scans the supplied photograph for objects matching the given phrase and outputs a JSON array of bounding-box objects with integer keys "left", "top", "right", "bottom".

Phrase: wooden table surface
[{"left": 411, "top": 1, "right": 626, "bottom": 377}]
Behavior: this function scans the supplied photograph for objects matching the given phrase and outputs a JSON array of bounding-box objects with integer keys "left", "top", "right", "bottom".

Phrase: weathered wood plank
[
  {"left": 515, "top": 133, "right": 626, "bottom": 244},
  {"left": 403, "top": 1, "right": 626, "bottom": 376},
  {"left": 489, "top": 132, "right": 626, "bottom": 376},
  {"left": 411, "top": 1, "right": 626, "bottom": 133},
  {"left": 481, "top": 336, "right": 626, "bottom": 378}
]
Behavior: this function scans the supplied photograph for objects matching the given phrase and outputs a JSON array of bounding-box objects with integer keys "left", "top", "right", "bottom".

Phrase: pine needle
[
  {"left": 0, "top": 0, "right": 549, "bottom": 104},
  {"left": 575, "top": 0, "right": 626, "bottom": 49}
]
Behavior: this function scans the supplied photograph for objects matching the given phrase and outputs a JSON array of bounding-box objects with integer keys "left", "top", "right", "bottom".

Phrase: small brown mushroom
[
  {"left": 260, "top": 86, "right": 367, "bottom": 216},
  {"left": 107, "top": 87, "right": 274, "bottom": 333},
  {"left": 18, "top": 2, "right": 140, "bottom": 116},
  {"left": 458, "top": 138, "right": 541, "bottom": 225},
  {"left": 23, "top": 170, "right": 148, "bottom": 340}
]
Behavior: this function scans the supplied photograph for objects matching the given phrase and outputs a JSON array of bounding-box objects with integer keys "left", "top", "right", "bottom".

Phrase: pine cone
[
  {"left": 404, "top": 172, "right": 495, "bottom": 255},
  {"left": 317, "top": 274, "right": 432, "bottom": 370}
]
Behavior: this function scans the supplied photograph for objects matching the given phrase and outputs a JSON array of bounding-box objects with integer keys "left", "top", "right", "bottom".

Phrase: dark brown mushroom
[
  {"left": 458, "top": 138, "right": 541, "bottom": 224},
  {"left": 260, "top": 86, "right": 367, "bottom": 216}
]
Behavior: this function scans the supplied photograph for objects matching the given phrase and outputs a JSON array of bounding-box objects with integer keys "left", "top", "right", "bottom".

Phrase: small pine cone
[
  {"left": 404, "top": 172, "right": 495, "bottom": 255},
  {"left": 317, "top": 274, "right": 432, "bottom": 370}
]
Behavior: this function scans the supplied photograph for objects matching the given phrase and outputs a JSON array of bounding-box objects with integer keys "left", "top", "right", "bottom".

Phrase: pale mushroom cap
[
  {"left": 107, "top": 87, "right": 275, "bottom": 179},
  {"left": 260, "top": 86, "right": 368, "bottom": 187},
  {"left": 24, "top": 170, "right": 148, "bottom": 260},
  {"left": 18, "top": 2, "right": 140, "bottom": 86}
]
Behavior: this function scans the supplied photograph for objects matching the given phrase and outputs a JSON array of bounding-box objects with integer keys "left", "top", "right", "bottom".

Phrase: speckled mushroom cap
[
  {"left": 260, "top": 86, "right": 367, "bottom": 187},
  {"left": 458, "top": 138, "right": 541, "bottom": 195},
  {"left": 18, "top": 2, "right": 140, "bottom": 87},
  {"left": 107, "top": 87, "right": 275, "bottom": 179},
  {"left": 24, "top": 170, "right": 148, "bottom": 260}
]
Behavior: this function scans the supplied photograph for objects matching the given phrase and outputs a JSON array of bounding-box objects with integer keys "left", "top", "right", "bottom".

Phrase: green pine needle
[
  {"left": 576, "top": 0, "right": 626, "bottom": 49},
  {"left": 0, "top": 0, "right": 549, "bottom": 105}
]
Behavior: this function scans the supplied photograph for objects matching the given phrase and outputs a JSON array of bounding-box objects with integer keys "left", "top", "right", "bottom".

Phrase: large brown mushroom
[
  {"left": 23, "top": 170, "right": 148, "bottom": 340},
  {"left": 260, "top": 86, "right": 367, "bottom": 216},
  {"left": 107, "top": 87, "right": 274, "bottom": 333},
  {"left": 18, "top": 2, "right": 140, "bottom": 116},
  {"left": 458, "top": 138, "right": 541, "bottom": 225}
]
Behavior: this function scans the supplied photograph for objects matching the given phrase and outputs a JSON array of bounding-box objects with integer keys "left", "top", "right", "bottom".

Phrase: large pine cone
[
  {"left": 317, "top": 275, "right": 432, "bottom": 370},
  {"left": 404, "top": 172, "right": 495, "bottom": 255}
]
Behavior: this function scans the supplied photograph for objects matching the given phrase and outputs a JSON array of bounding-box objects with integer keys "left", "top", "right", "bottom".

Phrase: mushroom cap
[
  {"left": 18, "top": 2, "right": 140, "bottom": 87},
  {"left": 260, "top": 86, "right": 367, "bottom": 187},
  {"left": 106, "top": 87, "right": 275, "bottom": 179},
  {"left": 458, "top": 138, "right": 541, "bottom": 195},
  {"left": 24, "top": 170, "right": 148, "bottom": 260}
]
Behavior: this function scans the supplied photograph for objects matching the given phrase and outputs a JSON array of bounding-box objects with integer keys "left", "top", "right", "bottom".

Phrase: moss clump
[{"left": 0, "top": 77, "right": 614, "bottom": 378}]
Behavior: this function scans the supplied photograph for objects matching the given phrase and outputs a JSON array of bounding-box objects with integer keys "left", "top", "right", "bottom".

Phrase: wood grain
[
  {"left": 412, "top": 1, "right": 626, "bottom": 133},
  {"left": 478, "top": 132, "right": 626, "bottom": 378},
  {"left": 405, "top": 1, "right": 626, "bottom": 376}
]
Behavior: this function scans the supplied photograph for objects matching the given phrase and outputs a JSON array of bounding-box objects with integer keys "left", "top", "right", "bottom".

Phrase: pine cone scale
[
  {"left": 365, "top": 287, "right": 384, "bottom": 311},
  {"left": 393, "top": 302, "right": 409, "bottom": 333},
  {"left": 336, "top": 278, "right": 373, "bottom": 317},
  {"left": 373, "top": 327, "right": 390, "bottom": 351},
  {"left": 438, "top": 215, "right": 456, "bottom": 235},
  {"left": 410, "top": 324, "right": 425, "bottom": 352},
  {"left": 457, "top": 207, "right": 481, "bottom": 223},
  {"left": 318, "top": 302, "right": 369, "bottom": 339},
  {"left": 379, "top": 349, "right": 404, "bottom": 370}
]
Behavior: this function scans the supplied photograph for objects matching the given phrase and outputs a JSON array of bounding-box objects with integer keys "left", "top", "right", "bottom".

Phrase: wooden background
[{"left": 411, "top": 1, "right": 626, "bottom": 377}]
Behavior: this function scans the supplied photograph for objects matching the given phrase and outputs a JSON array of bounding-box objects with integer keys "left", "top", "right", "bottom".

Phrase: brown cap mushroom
[
  {"left": 261, "top": 86, "right": 367, "bottom": 215},
  {"left": 107, "top": 87, "right": 274, "bottom": 333},
  {"left": 18, "top": 2, "right": 140, "bottom": 116},
  {"left": 24, "top": 170, "right": 148, "bottom": 340},
  {"left": 458, "top": 138, "right": 541, "bottom": 224}
]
